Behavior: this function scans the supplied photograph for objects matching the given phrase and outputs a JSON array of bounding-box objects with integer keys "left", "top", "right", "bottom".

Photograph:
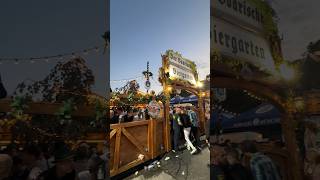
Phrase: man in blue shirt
[{"left": 241, "top": 140, "right": 281, "bottom": 180}]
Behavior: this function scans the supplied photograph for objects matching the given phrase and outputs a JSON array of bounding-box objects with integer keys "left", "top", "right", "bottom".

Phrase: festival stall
[{"left": 109, "top": 50, "right": 208, "bottom": 177}]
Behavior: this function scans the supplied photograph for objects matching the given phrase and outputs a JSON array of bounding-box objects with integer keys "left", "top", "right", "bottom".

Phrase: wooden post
[
  {"left": 198, "top": 92, "right": 205, "bottom": 133},
  {"left": 162, "top": 55, "right": 171, "bottom": 152},
  {"left": 281, "top": 103, "right": 303, "bottom": 180}
]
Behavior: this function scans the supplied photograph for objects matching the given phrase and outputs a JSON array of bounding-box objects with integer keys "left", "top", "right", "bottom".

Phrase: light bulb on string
[
  {"left": 71, "top": 53, "right": 76, "bottom": 59},
  {"left": 83, "top": 49, "right": 89, "bottom": 55},
  {"left": 14, "top": 59, "right": 19, "bottom": 65},
  {"left": 95, "top": 47, "right": 100, "bottom": 52},
  {"left": 45, "top": 57, "right": 49, "bottom": 63}
]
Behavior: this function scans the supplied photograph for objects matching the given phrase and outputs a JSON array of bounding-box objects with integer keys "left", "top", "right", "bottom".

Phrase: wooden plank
[
  {"left": 111, "top": 120, "right": 149, "bottom": 129},
  {"left": 148, "top": 120, "right": 154, "bottom": 158},
  {"left": 112, "top": 127, "right": 122, "bottom": 172},
  {"left": 116, "top": 159, "right": 144, "bottom": 176},
  {"left": 122, "top": 128, "right": 150, "bottom": 159},
  {"left": 110, "top": 169, "right": 116, "bottom": 177},
  {"left": 0, "top": 100, "right": 95, "bottom": 117},
  {"left": 110, "top": 129, "right": 117, "bottom": 139}
]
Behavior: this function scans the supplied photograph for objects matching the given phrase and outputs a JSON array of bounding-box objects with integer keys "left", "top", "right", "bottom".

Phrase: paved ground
[{"left": 125, "top": 145, "right": 210, "bottom": 180}]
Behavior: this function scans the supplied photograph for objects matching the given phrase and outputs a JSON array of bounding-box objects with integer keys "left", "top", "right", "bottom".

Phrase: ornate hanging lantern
[{"left": 142, "top": 61, "right": 153, "bottom": 93}]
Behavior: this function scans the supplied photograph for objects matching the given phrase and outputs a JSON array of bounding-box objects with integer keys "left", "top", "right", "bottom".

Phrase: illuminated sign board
[
  {"left": 166, "top": 50, "right": 198, "bottom": 85},
  {"left": 212, "top": 0, "right": 264, "bottom": 31},
  {"left": 211, "top": 17, "right": 276, "bottom": 72}
]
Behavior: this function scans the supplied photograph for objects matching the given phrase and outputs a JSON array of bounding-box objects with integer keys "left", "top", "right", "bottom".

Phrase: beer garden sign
[
  {"left": 211, "top": 0, "right": 283, "bottom": 80},
  {"left": 160, "top": 49, "right": 199, "bottom": 87}
]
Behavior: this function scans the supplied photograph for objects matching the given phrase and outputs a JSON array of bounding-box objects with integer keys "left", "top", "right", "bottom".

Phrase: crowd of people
[
  {"left": 110, "top": 107, "right": 150, "bottom": 124},
  {"left": 0, "top": 141, "right": 107, "bottom": 180},
  {"left": 170, "top": 106, "right": 202, "bottom": 155},
  {"left": 209, "top": 140, "right": 282, "bottom": 180}
]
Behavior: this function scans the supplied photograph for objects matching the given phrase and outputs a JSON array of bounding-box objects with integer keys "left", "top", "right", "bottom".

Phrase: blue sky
[
  {"left": 0, "top": 0, "right": 107, "bottom": 96},
  {"left": 110, "top": 0, "right": 210, "bottom": 93}
]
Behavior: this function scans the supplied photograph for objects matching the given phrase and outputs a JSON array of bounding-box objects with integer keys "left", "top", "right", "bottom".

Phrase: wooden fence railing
[
  {"left": 0, "top": 99, "right": 105, "bottom": 152},
  {"left": 110, "top": 119, "right": 165, "bottom": 177},
  {"left": 0, "top": 99, "right": 95, "bottom": 116}
]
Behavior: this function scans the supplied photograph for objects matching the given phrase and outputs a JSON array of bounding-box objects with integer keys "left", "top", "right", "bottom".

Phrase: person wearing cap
[{"left": 38, "top": 142, "right": 77, "bottom": 180}]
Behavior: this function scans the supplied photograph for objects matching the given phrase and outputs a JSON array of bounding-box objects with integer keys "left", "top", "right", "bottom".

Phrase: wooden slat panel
[
  {"left": 122, "top": 128, "right": 150, "bottom": 159},
  {"left": 111, "top": 120, "right": 149, "bottom": 129},
  {"left": 110, "top": 129, "right": 117, "bottom": 139},
  {"left": 116, "top": 159, "right": 144, "bottom": 176},
  {"left": 110, "top": 119, "right": 167, "bottom": 177},
  {"left": 148, "top": 120, "right": 155, "bottom": 158}
]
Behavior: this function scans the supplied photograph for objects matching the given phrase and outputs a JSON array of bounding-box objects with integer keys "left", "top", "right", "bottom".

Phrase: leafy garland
[
  {"left": 212, "top": 48, "right": 270, "bottom": 77},
  {"left": 0, "top": 96, "right": 32, "bottom": 130},
  {"left": 110, "top": 90, "right": 167, "bottom": 109},
  {"left": 56, "top": 98, "right": 76, "bottom": 125},
  {"left": 247, "top": 0, "right": 283, "bottom": 67},
  {"left": 90, "top": 99, "right": 107, "bottom": 128}
]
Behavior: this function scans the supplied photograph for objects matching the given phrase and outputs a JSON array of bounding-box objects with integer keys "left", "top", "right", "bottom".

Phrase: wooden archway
[
  {"left": 167, "top": 82, "right": 206, "bottom": 131},
  {"left": 162, "top": 80, "right": 206, "bottom": 152},
  {"left": 212, "top": 77, "right": 303, "bottom": 180}
]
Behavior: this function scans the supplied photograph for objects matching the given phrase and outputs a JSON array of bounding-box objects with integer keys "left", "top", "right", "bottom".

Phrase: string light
[
  {"left": 110, "top": 76, "right": 144, "bottom": 83},
  {"left": 83, "top": 49, "right": 89, "bottom": 55},
  {"left": 0, "top": 45, "right": 104, "bottom": 65}
]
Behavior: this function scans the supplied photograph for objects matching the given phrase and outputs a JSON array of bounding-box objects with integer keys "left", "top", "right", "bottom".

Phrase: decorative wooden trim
[
  {"left": 148, "top": 120, "right": 154, "bottom": 158},
  {"left": 109, "top": 119, "right": 167, "bottom": 177},
  {"left": 122, "top": 128, "right": 150, "bottom": 159},
  {"left": 111, "top": 120, "right": 149, "bottom": 129},
  {"left": 110, "top": 129, "right": 117, "bottom": 139},
  {"left": 113, "top": 127, "right": 122, "bottom": 172},
  {"left": 112, "top": 159, "right": 143, "bottom": 177},
  {"left": 110, "top": 169, "right": 116, "bottom": 177}
]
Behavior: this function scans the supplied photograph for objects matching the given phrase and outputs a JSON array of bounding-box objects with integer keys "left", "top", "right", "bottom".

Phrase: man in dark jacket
[
  {"left": 172, "top": 108, "right": 182, "bottom": 152},
  {"left": 180, "top": 109, "right": 197, "bottom": 154},
  {"left": 0, "top": 74, "right": 7, "bottom": 99}
]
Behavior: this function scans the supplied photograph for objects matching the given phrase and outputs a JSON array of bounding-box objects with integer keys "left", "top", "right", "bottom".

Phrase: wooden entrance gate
[
  {"left": 212, "top": 77, "right": 303, "bottom": 180},
  {"left": 110, "top": 119, "right": 165, "bottom": 177}
]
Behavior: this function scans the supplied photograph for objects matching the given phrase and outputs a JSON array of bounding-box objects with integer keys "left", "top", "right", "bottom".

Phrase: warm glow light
[
  {"left": 202, "top": 92, "right": 206, "bottom": 97},
  {"left": 196, "top": 81, "right": 203, "bottom": 88},
  {"left": 294, "top": 97, "right": 304, "bottom": 111},
  {"left": 279, "top": 63, "right": 295, "bottom": 81},
  {"left": 167, "top": 86, "right": 172, "bottom": 92}
]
